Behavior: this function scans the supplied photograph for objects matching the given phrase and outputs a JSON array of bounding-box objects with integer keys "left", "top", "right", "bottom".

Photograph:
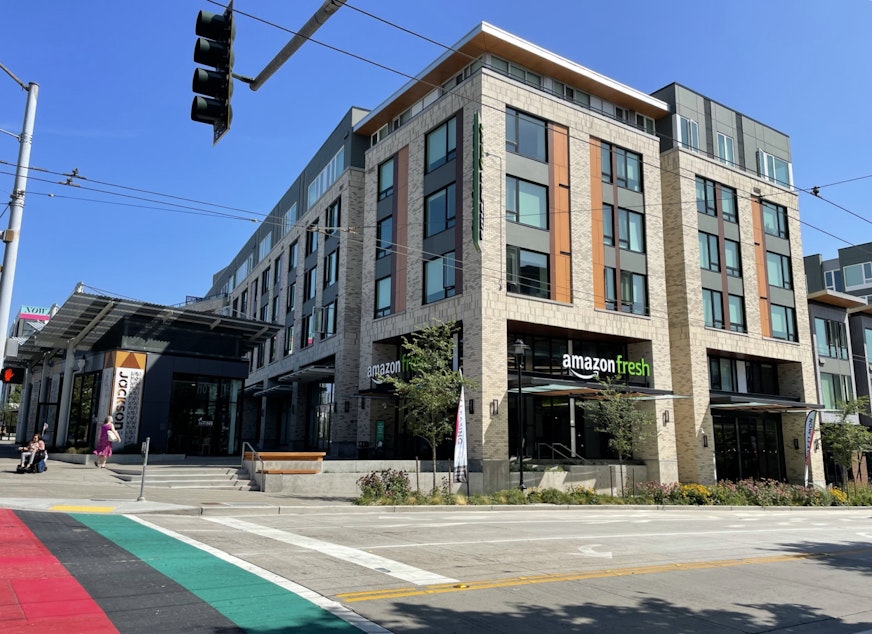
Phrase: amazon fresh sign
[
  {"left": 368, "top": 355, "right": 414, "bottom": 384},
  {"left": 562, "top": 353, "right": 650, "bottom": 380}
]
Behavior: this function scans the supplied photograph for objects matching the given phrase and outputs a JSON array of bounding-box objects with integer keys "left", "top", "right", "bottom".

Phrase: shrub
[
  {"left": 846, "top": 484, "right": 872, "bottom": 506},
  {"left": 356, "top": 469, "right": 411, "bottom": 502},
  {"left": 566, "top": 486, "right": 600, "bottom": 505}
]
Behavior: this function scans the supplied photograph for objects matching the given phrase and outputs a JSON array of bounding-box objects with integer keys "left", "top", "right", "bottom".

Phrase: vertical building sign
[
  {"left": 472, "top": 111, "right": 483, "bottom": 252},
  {"left": 99, "top": 351, "right": 147, "bottom": 446}
]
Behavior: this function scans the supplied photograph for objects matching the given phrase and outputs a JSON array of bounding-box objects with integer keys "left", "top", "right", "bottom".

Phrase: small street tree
[
  {"left": 380, "top": 321, "right": 476, "bottom": 492},
  {"left": 821, "top": 396, "right": 872, "bottom": 487},
  {"left": 581, "top": 376, "right": 654, "bottom": 496}
]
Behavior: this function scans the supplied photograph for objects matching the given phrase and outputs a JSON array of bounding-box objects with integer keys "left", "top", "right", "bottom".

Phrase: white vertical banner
[
  {"left": 453, "top": 377, "right": 468, "bottom": 484},
  {"left": 804, "top": 409, "right": 817, "bottom": 488},
  {"left": 112, "top": 366, "right": 144, "bottom": 446}
]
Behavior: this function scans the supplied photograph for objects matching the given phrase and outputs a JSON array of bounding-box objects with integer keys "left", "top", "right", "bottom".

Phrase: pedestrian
[
  {"left": 93, "top": 416, "right": 120, "bottom": 468},
  {"left": 17, "top": 434, "right": 44, "bottom": 472}
]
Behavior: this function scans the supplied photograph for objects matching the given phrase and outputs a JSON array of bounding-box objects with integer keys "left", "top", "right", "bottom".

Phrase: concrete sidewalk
[{"left": 0, "top": 440, "right": 357, "bottom": 515}]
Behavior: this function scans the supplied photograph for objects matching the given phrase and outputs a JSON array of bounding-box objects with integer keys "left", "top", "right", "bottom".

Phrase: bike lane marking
[
  {"left": 74, "top": 513, "right": 388, "bottom": 634},
  {"left": 0, "top": 509, "right": 118, "bottom": 633},
  {"left": 204, "top": 515, "right": 458, "bottom": 586}
]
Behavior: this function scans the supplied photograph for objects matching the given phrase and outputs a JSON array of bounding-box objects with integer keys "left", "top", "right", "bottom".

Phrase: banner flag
[
  {"left": 453, "top": 379, "right": 468, "bottom": 483},
  {"left": 804, "top": 410, "right": 817, "bottom": 487}
]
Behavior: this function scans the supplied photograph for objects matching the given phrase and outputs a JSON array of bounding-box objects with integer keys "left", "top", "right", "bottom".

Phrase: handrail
[
  {"left": 537, "top": 442, "right": 590, "bottom": 464},
  {"left": 241, "top": 441, "right": 265, "bottom": 481}
]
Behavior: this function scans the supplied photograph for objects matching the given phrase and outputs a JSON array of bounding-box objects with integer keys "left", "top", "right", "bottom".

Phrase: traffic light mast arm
[{"left": 248, "top": 0, "right": 346, "bottom": 92}]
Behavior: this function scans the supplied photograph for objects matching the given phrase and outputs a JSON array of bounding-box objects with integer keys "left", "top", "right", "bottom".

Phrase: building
[{"left": 200, "top": 23, "right": 825, "bottom": 490}]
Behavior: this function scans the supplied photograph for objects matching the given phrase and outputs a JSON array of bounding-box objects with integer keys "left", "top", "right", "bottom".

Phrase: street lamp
[{"left": 513, "top": 339, "right": 528, "bottom": 490}]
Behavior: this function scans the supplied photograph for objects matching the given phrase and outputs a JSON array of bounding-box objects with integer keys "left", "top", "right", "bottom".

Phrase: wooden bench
[{"left": 244, "top": 451, "right": 326, "bottom": 475}]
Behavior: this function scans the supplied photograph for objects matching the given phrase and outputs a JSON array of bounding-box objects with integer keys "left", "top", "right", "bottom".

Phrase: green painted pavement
[{"left": 73, "top": 514, "right": 361, "bottom": 633}]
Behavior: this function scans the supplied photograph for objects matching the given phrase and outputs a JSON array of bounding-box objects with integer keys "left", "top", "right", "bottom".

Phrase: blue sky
[{"left": 1, "top": 0, "right": 870, "bottom": 315}]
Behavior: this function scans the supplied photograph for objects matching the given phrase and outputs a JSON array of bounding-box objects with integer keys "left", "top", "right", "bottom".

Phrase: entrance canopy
[
  {"left": 510, "top": 376, "right": 677, "bottom": 400},
  {"left": 710, "top": 393, "right": 823, "bottom": 413},
  {"left": 9, "top": 289, "right": 279, "bottom": 368}
]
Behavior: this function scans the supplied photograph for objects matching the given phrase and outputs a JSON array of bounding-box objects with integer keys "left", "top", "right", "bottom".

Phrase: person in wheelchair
[{"left": 17, "top": 434, "right": 47, "bottom": 473}]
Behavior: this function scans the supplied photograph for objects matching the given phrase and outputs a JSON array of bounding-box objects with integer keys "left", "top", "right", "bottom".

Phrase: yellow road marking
[
  {"left": 50, "top": 505, "right": 115, "bottom": 513},
  {"left": 336, "top": 553, "right": 824, "bottom": 603}
]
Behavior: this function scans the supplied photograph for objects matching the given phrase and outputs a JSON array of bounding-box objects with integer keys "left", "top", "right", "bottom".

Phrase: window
[
  {"left": 724, "top": 240, "right": 742, "bottom": 277},
  {"left": 746, "top": 361, "right": 779, "bottom": 395},
  {"left": 376, "top": 217, "right": 393, "bottom": 259},
  {"left": 284, "top": 325, "right": 294, "bottom": 355},
  {"left": 273, "top": 257, "right": 282, "bottom": 287},
  {"left": 770, "top": 304, "right": 797, "bottom": 341},
  {"left": 507, "top": 246, "right": 549, "bottom": 299},
  {"left": 699, "top": 232, "right": 720, "bottom": 272},
  {"left": 866, "top": 328, "right": 872, "bottom": 363},
  {"left": 261, "top": 268, "right": 270, "bottom": 294},
  {"left": 601, "top": 142, "right": 642, "bottom": 192},
  {"left": 258, "top": 234, "right": 272, "bottom": 262},
  {"left": 814, "top": 317, "right": 849, "bottom": 359},
  {"left": 492, "top": 58, "right": 542, "bottom": 88},
  {"left": 820, "top": 372, "right": 853, "bottom": 410},
  {"left": 323, "top": 301, "right": 337, "bottom": 337},
  {"left": 696, "top": 176, "right": 737, "bottom": 222},
  {"left": 424, "top": 251, "right": 456, "bottom": 303},
  {"left": 425, "top": 183, "right": 457, "bottom": 236},
  {"left": 271, "top": 296, "right": 279, "bottom": 323},
  {"left": 709, "top": 357, "right": 737, "bottom": 392},
  {"left": 843, "top": 262, "right": 872, "bottom": 290},
  {"left": 703, "top": 289, "right": 724, "bottom": 329},
  {"left": 717, "top": 133, "right": 735, "bottom": 165},
  {"left": 288, "top": 242, "right": 298, "bottom": 270},
  {"left": 375, "top": 276, "right": 392, "bottom": 317},
  {"left": 728, "top": 295, "right": 746, "bottom": 333},
  {"left": 602, "top": 203, "right": 614, "bottom": 246},
  {"left": 286, "top": 282, "right": 296, "bottom": 312},
  {"left": 304, "top": 267, "right": 317, "bottom": 301},
  {"left": 378, "top": 158, "right": 394, "bottom": 200},
  {"left": 757, "top": 149, "right": 792, "bottom": 187},
  {"left": 605, "top": 268, "right": 648, "bottom": 315},
  {"left": 761, "top": 201, "right": 788, "bottom": 239},
  {"left": 766, "top": 252, "right": 793, "bottom": 289},
  {"left": 301, "top": 314, "right": 315, "bottom": 348},
  {"left": 505, "top": 108, "right": 546, "bottom": 162},
  {"left": 325, "top": 199, "right": 340, "bottom": 237},
  {"left": 678, "top": 116, "right": 699, "bottom": 150},
  {"left": 259, "top": 304, "right": 268, "bottom": 322},
  {"left": 618, "top": 208, "right": 645, "bottom": 252},
  {"left": 239, "top": 289, "right": 248, "bottom": 318},
  {"left": 426, "top": 117, "right": 457, "bottom": 172},
  {"left": 306, "top": 225, "right": 318, "bottom": 255},
  {"left": 506, "top": 176, "right": 547, "bottom": 229},
  {"left": 636, "top": 113, "right": 655, "bottom": 135},
  {"left": 307, "top": 146, "right": 345, "bottom": 209},
  {"left": 324, "top": 249, "right": 338, "bottom": 288},
  {"left": 283, "top": 203, "right": 297, "bottom": 235},
  {"left": 824, "top": 269, "right": 843, "bottom": 291}
]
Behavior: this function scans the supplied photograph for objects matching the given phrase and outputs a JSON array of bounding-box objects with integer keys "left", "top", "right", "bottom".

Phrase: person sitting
[{"left": 17, "top": 435, "right": 46, "bottom": 473}]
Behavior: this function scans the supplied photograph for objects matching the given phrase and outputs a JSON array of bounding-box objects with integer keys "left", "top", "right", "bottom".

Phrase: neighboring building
[{"left": 199, "top": 22, "right": 825, "bottom": 489}]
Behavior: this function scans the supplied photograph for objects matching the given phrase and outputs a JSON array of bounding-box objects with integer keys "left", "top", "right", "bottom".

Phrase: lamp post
[{"left": 513, "top": 339, "right": 528, "bottom": 490}]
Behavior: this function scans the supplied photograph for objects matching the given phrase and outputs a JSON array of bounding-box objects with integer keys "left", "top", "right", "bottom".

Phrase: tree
[
  {"left": 380, "top": 321, "right": 476, "bottom": 492},
  {"left": 821, "top": 396, "right": 872, "bottom": 487},
  {"left": 580, "top": 376, "right": 654, "bottom": 496}
]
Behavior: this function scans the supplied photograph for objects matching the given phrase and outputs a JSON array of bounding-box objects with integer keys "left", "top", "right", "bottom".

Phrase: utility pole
[{"left": 0, "top": 64, "right": 38, "bottom": 368}]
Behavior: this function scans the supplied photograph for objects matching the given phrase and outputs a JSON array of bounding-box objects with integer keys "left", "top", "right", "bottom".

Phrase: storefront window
[{"left": 168, "top": 374, "right": 241, "bottom": 456}]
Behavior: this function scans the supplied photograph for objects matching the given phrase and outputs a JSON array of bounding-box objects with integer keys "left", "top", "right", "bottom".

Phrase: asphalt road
[{"left": 6, "top": 504, "right": 872, "bottom": 632}]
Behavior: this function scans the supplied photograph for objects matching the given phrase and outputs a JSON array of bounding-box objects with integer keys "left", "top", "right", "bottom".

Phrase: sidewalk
[{"left": 0, "top": 440, "right": 356, "bottom": 516}]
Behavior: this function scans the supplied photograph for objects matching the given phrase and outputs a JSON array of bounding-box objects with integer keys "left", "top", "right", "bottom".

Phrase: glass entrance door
[{"left": 713, "top": 413, "right": 785, "bottom": 482}]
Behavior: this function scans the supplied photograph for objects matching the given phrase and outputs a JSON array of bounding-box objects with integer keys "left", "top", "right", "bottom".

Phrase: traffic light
[
  {"left": 0, "top": 367, "right": 25, "bottom": 384},
  {"left": 191, "top": 1, "right": 235, "bottom": 144}
]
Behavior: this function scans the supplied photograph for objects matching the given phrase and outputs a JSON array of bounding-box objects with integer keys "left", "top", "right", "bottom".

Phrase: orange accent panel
[
  {"left": 395, "top": 147, "right": 408, "bottom": 312},
  {"left": 589, "top": 139, "right": 605, "bottom": 309},
  {"left": 549, "top": 124, "right": 572, "bottom": 303},
  {"left": 751, "top": 198, "right": 770, "bottom": 338}
]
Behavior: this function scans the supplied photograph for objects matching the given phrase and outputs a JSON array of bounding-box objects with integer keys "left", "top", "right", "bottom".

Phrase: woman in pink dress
[{"left": 93, "top": 416, "right": 119, "bottom": 468}]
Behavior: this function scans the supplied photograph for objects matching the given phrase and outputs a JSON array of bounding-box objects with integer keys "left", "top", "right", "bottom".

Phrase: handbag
[{"left": 108, "top": 429, "right": 121, "bottom": 443}]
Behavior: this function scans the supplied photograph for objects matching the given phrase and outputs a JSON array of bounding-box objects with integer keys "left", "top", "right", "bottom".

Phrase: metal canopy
[
  {"left": 709, "top": 393, "right": 823, "bottom": 413},
  {"left": 10, "top": 291, "right": 280, "bottom": 367},
  {"left": 277, "top": 365, "right": 335, "bottom": 383}
]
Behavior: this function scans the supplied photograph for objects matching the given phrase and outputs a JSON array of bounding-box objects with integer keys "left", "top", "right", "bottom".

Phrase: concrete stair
[{"left": 109, "top": 464, "right": 257, "bottom": 491}]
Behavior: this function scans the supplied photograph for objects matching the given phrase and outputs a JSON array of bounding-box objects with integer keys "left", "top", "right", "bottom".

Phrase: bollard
[{"left": 137, "top": 437, "right": 150, "bottom": 502}]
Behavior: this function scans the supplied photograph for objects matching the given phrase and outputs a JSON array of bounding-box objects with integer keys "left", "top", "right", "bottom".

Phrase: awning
[
  {"left": 509, "top": 377, "right": 678, "bottom": 400},
  {"left": 277, "top": 365, "right": 335, "bottom": 383},
  {"left": 253, "top": 385, "right": 295, "bottom": 398},
  {"left": 709, "top": 393, "right": 823, "bottom": 413}
]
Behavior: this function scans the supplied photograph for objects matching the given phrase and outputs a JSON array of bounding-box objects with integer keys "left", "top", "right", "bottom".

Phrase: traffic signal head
[
  {"left": 191, "top": 3, "right": 235, "bottom": 144},
  {"left": 0, "top": 366, "right": 25, "bottom": 384}
]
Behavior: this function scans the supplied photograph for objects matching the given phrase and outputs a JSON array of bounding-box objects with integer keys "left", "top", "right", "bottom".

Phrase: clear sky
[{"left": 1, "top": 0, "right": 870, "bottom": 315}]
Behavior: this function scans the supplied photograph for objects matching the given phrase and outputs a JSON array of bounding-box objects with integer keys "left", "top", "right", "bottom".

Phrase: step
[{"left": 107, "top": 465, "right": 256, "bottom": 491}]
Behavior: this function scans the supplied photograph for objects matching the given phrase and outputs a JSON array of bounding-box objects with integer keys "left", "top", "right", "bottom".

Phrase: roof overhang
[
  {"left": 808, "top": 289, "right": 868, "bottom": 309},
  {"left": 355, "top": 21, "right": 669, "bottom": 137},
  {"left": 9, "top": 290, "right": 280, "bottom": 368},
  {"left": 510, "top": 376, "right": 677, "bottom": 400},
  {"left": 277, "top": 365, "right": 335, "bottom": 383}
]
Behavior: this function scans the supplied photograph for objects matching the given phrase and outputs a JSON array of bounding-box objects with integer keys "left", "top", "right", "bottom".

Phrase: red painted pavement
[{"left": 0, "top": 509, "right": 118, "bottom": 633}]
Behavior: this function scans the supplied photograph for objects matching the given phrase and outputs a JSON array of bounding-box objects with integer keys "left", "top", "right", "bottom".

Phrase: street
[{"left": 6, "top": 505, "right": 872, "bottom": 632}]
